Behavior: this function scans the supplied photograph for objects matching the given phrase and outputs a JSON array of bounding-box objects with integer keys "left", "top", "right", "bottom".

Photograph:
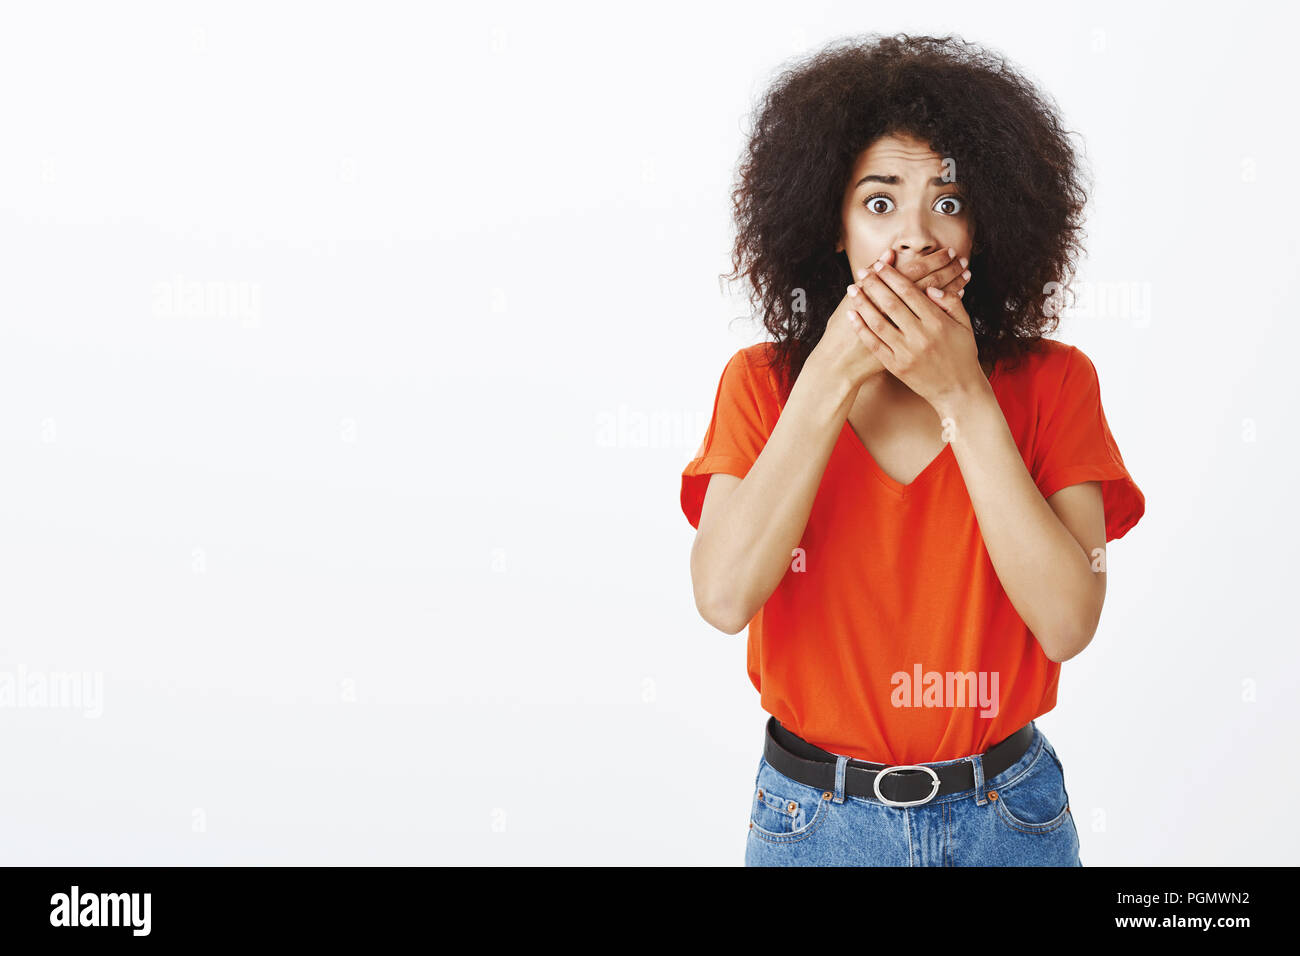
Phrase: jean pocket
[
  {"left": 992, "top": 739, "right": 1072, "bottom": 834},
  {"left": 749, "top": 758, "right": 831, "bottom": 843}
]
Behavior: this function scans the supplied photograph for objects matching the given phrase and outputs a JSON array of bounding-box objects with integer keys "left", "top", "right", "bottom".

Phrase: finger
[
  {"left": 845, "top": 283, "right": 899, "bottom": 333},
  {"left": 876, "top": 256, "right": 970, "bottom": 330},
  {"left": 917, "top": 253, "right": 968, "bottom": 291},
  {"left": 923, "top": 282, "right": 974, "bottom": 329},
  {"left": 856, "top": 265, "right": 921, "bottom": 338},
  {"left": 912, "top": 245, "right": 958, "bottom": 282},
  {"left": 940, "top": 269, "right": 969, "bottom": 295},
  {"left": 939, "top": 274, "right": 969, "bottom": 304},
  {"left": 941, "top": 256, "right": 972, "bottom": 293},
  {"left": 852, "top": 300, "right": 906, "bottom": 353},
  {"left": 860, "top": 259, "right": 931, "bottom": 337},
  {"left": 852, "top": 308, "right": 896, "bottom": 367}
]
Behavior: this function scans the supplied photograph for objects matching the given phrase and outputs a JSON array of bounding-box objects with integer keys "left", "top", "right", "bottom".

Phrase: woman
[{"left": 680, "top": 34, "right": 1145, "bottom": 866}]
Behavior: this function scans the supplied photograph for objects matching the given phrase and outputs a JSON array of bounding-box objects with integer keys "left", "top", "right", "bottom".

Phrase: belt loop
[
  {"left": 833, "top": 754, "right": 849, "bottom": 804},
  {"left": 970, "top": 751, "right": 987, "bottom": 807}
]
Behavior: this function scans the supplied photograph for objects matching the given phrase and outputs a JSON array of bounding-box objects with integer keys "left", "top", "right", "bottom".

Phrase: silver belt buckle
[{"left": 872, "top": 764, "right": 941, "bottom": 807}]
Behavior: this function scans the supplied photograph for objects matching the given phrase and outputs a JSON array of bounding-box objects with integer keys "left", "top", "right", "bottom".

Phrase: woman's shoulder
[
  {"left": 739, "top": 340, "right": 780, "bottom": 367},
  {"left": 996, "top": 336, "right": 1087, "bottom": 388},
  {"left": 723, "top": 341, "right": 783, "bottom": 396},
  {"left": 994, "top": 337, "right": 1118, "bottom": 436}
]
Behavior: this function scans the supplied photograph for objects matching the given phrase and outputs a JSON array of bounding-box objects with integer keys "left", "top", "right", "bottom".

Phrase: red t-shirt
[{"left": 680, "top": 338, "right": 1145, "bottom": 764}]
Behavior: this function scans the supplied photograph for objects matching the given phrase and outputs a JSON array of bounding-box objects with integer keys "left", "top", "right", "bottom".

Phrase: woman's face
[{"left": 837, "top": 132, "right": 975, "bottom": 284}]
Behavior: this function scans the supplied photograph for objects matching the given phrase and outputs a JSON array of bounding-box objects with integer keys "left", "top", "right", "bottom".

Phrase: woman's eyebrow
[{"left": 854, "top": 174, "right": 955, "bottom": 189}]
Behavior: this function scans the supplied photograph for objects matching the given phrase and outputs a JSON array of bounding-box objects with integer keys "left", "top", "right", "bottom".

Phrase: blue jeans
[{"left": 745, "top": 720, "right": 1082, "bottom": 866}]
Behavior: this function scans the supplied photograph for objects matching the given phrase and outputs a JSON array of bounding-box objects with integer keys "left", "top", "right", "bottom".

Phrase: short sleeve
[
  {"left": 1033, "top": 345, "right": 1146, "bottom": 541},
  {"left": 680, "top": 348, "right": 773, "bottom": 529}
]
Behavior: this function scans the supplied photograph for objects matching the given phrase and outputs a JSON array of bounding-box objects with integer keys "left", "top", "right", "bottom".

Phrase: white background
[{"left": 0, "top": 0, "right": 1295, "bottom": 865}]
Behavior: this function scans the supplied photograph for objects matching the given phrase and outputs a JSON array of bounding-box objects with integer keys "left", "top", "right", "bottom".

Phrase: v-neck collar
[{"left": 837, "top": 360, "right": 1002, "bottom": 499}]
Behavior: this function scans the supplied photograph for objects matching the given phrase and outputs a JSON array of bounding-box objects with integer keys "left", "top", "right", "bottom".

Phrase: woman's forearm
[
  {"left": 934, "top": 379, "right": 1104, "bottom": 662},
  {"left": 691, "top": 357, "right": 857, "bottom": 633}
]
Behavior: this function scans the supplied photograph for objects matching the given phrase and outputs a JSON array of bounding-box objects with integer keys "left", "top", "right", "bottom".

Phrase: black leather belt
[{"left": 764, "top": 716, "right": 1034, "bottom": 806}]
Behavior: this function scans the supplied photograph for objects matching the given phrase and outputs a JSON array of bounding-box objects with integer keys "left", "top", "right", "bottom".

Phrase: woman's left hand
[{"left": 846, "top": 248, "right": 988, "bottom": 412}]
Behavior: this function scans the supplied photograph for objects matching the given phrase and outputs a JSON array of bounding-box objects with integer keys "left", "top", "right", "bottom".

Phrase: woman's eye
[
  {"left": 934, "top": 195, "right": 963, "bottom": 215},
  {"left": 862, "top": 193, "right": 894, "bottom": 214},
  {"left": 860, "top": 193, "right": 963, "bottom": 215}
]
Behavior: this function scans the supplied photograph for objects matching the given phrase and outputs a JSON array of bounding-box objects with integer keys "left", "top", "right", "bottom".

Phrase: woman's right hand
[{"left": 807, "top": 246, "right": 971, "bottom": 391}]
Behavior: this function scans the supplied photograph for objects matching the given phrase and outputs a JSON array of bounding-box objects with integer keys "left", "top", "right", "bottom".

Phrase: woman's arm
[
  {"left": 691, "top": 354, "right": 856, "bottom": 633},
  {"left": 849, "top": 252, "right": 1108, "bottom": 662},
  {"left": 934, "top": 383, "right": 1108, "bottom": 662}
]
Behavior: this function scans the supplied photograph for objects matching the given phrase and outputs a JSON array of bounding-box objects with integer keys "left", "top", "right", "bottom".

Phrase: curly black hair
[{"left": 723, "top": 33, "right": 1091, "bottom": 398}]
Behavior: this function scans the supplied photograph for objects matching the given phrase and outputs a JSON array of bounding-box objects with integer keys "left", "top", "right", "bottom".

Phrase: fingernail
[
  {"left": 959, "top": 257, "right": 969, "bottom": 269},
  {"left": 948, "top": 248, "right": 956, "bottom": 259},
  {"left": 856, "top": 268, "right": 868, "bottom": 279},
  {"left": 877, "top": 249, "right": 890, "bottom": 262},
  {"left": 847, "top": 285, "right": 860, "bottom": 297},
  {"left": 927, "top": 286, "right": 943, "bottom": 299},
  {"left": 961, "top": 270, "right": 971, "bottom": 280},
  {"left": 957, "top": 289, "right": 965, "bottom": 298},
  {"left": 872, "top": 260, "right": 884, "bottom": 272}
]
